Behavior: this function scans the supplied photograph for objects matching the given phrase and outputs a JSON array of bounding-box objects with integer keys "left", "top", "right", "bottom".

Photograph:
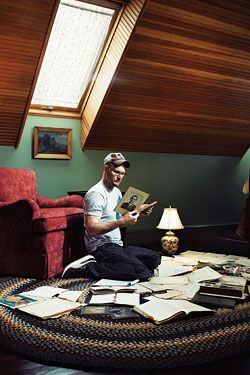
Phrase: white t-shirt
[{"left": 84, "top": 180, "right": 123, "bottom": 252}]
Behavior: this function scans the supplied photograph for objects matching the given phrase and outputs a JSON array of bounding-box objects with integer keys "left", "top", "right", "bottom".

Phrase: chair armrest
[
  {"left": 37, "top": 195, "right": 84, "bottom": 208},
  {"left": 0, "top": 199, "right": 40, "bottom": 218}
]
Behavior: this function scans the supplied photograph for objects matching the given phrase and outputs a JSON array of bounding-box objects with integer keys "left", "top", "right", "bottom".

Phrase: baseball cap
[{"left": 104, "top": 152, "right": 130, "bottom": 168}]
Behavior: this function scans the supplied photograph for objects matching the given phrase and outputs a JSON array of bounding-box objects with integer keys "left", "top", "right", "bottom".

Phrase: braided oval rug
[{"left": 0, "top": 276, "right": 250, "bottom": 371}]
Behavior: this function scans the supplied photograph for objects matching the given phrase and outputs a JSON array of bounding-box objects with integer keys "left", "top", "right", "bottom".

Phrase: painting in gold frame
[{"left": 33, "top": 127, "right": 72, "bottom": 160}]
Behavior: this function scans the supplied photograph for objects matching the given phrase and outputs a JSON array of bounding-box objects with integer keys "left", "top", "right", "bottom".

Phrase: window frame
[{"left": 29, "top": 0, "right": 124, "bottom": 118}]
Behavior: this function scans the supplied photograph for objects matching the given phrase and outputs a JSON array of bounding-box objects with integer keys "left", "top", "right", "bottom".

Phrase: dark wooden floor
[{"left": 1, "top": 350, "right": 250, "bottom": 375}]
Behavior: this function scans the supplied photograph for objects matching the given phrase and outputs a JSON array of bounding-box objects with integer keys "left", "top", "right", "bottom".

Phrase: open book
[
  {"left": 133, "top": 298, "right": 212, "bottom": 324},
  {"left": 17, "top": 297, "right": 81, "bottom": 319},
  {"left": 90, "top": 285, "right": 137, "bottom": 294},
  {"left": 18, "top": 286, "right": 83, "bottom": 302},
  {"left": 88, "top": 293, "right": 140, "bottom": 307},
  {"left": 93, "top": 278, "right": 139, "bottom": 286},
  {"left": 90, "top": 279, "right": 139, "bottom": 295},
  {"left": 0, "top": 294, "right": 38, "bottom": 309},
  {"left": 114, "top": 186, "right": 153, "bottom": 215}
]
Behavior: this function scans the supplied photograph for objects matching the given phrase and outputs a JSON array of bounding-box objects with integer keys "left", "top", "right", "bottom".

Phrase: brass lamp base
[{"left": 161, "top": 230, "right": 179, "bottom": 256}]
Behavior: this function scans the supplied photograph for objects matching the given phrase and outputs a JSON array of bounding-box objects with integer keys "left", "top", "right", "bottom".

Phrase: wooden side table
[{"left": 68, "top": 190, "right": 87, "bottom": 197}]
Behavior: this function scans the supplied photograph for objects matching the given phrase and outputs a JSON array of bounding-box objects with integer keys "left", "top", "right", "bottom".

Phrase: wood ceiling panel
[
  {"left": 0, "top": 0, "right": 249, "bottom": 156},
  {"left": 84, "top": 105, "right": 250, "bottom": 156},
  {"left": 95, "top": 105, "right": 250, "bottom": 137},
  {"left": 83, "top": 0, "right": 250, "bottom": 156},
  {"left": 0, "top": 0, "right": 58, "bottom": 147}
]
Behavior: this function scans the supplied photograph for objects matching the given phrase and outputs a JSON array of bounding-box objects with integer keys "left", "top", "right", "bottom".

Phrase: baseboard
[
  {"left": 185, "top": 222, "right": 239, "bottom": 228},
  {"left": 126, "top": 223, "right": 248, "bottom": 256},
  {"left": 126, "top": 223, "right": 238, "bottom": 245}
]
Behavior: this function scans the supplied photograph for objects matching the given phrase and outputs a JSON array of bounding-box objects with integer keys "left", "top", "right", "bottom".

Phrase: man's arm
[{"left": 85, "top": 211, "right": 140, "bottom": 237}]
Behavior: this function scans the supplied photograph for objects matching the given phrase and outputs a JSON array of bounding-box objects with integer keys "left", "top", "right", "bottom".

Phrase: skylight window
[{"left": 31, "top": 0, "right": 115, "bottom": 109}]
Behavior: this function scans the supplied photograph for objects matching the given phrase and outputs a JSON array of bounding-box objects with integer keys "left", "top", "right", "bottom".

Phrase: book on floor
[
  {"left": 192, "top": 293, "right": 236, "bottom": 308},
  {"left": 18, "top": 286, "right": 83, "bottom": 303},
  {"left": 133, "top": 297, "right": 213, "bottom": 324},
  {"left": 90, "top": 285, "right": 137, "bottom": 294},
  {"left": 93, "top": 279, "right": 139, "bottom": 287},
  {"left": 17, "top": 297, "right": 81, "bottom": 319},
  {"left": 198, "top": 276, "right": 247, "bottom": 299},
  {"left": 87, "top": 292, "right": 140, "bottom": 306},
  {"left": 0, "top": 294, "right": 38, "bottom": 309}
]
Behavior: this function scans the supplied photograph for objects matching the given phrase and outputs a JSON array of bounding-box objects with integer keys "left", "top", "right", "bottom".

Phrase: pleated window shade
[{"left": 31, "top": 0, "right": 116, "bottom": 109}]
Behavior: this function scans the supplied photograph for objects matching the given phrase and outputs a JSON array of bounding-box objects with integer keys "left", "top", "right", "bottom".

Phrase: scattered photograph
[
  {"left": 114, "top": 187, "right": 149, "bottom": 215},
  {"left": 109, "top": 306, "right": 140, "bottom": 319},
  {"left": 80, "top": 305, "right": 109, "bottom": 315}
]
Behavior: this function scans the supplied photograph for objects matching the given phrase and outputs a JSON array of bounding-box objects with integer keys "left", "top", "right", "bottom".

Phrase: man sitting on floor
[{"left": 62, "top": 152, "right": 161, "bottom": 280}]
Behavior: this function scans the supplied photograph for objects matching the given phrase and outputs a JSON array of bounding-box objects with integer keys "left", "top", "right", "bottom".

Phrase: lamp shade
[{"left": 157, "top": 207, "right": 184, "bottom": 230}]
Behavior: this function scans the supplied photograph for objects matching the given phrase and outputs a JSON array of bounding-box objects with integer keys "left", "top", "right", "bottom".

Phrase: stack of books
[{"left": 198, "top": 276, "right": 247, "bottom": 300}]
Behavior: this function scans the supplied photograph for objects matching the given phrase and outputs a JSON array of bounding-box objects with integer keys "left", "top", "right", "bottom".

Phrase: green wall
[{"left": 0, "top": 115, "right": 249, "bottom": 230}]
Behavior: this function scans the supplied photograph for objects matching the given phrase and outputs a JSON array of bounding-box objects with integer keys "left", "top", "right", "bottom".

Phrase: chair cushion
[{"left": 33, "top": 207, "right": 83, "bottom": 232}]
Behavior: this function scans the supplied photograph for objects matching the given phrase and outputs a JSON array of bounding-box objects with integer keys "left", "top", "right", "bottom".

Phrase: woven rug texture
[{"left": 0, "top": 276, "right": 250, "bottom": 371}]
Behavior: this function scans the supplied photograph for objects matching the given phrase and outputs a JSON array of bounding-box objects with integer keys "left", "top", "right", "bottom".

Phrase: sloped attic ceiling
[
  {"left": 82, "top": 0, "right": 250, "bottom": 156},
  {"left": 0, "top": 0, "right": 250, "bottom": 156},
  {"left": 0, "top": 0, "right": 58, "bottom": 147}
]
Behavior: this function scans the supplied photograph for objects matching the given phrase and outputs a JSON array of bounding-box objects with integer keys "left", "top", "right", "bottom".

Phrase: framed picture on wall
[{"left": 33, "top": 127, "right": 72, "bottom": 160}]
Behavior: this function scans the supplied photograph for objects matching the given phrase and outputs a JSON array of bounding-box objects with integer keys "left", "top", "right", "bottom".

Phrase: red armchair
[{"left": 0, "top": 168, "right": 85, "bottom": 278}]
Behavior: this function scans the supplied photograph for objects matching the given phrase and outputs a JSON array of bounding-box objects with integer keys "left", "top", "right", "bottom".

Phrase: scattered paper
[
  {"left": 188, "top": 266, "right": 222, "bottom": 283},
  {"left": 58, "top": 290, "right": 84, "bottom": 302},
  {"left": 157, "top": 263, "right": 193, "bottom": 277},
  {"left": 198, "top": 253, "right": 230, "bottom": 265},
  {"left": 93, "top": 279, "right": 139, "bottom": 286},
  {"left": 139, "top": 282, "right": 169, "bottom": 292},
  {"left": 173, "top": 256, "right": 199, "bottom": 266},
  {"left": 172, "top": 283, "right": 200, "bottom": 300},
  {"left": 242, "top": 273, "right": 250, "bottom": 281},
  {"left": 153, "top": 291, "right": 183, "bottom": 300},
  {"left": 153, "top": 282, "right": 200, "bottom": 301},
  {"left": 150, "top": 275, "right": 189, "bottom": 285},
  {"left": 20, "top": 286, "right": 68, "bottom": 299},
  {"left": 236, "top": 258, "right": 250, "bottom": 267}
]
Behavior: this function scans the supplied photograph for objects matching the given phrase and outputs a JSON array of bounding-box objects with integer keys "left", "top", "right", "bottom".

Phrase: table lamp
[{"left": 157, "top": 206, "right": 184, "bottom": 255}]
